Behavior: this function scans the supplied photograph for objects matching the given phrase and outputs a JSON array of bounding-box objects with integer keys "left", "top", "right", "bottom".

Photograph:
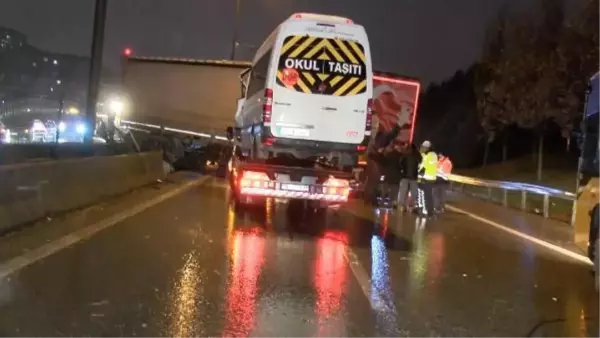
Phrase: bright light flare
[
  {"left": 76, "top": 123, "right": 86, "bottom": 134},
  {"left": 109, "top": 99, "right": 124, "bottom": 115}
]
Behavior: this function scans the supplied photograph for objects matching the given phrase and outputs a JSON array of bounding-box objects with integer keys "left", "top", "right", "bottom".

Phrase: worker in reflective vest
[
  {"left": 435, "top": 153, "right": 453, "bottom": 213},
  {"left": 417, "top": 140, "right": 437, "bottom": 217}
]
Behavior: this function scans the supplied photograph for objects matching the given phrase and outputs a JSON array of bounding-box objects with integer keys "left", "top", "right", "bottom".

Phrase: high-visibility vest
[
  {"left": 437, "top": 156, "right": 453, "bottom": 180},
  {"left": 419, "top": 151, "right": 438, "bottom": 181}
]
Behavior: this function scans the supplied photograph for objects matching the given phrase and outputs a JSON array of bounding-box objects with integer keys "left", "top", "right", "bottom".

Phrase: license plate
[
  {"left": 280, "top": 183, "right": 309, "bottom": 192},
  {"left": 280, "top": 127, "right": 310, "bottom": 137}
]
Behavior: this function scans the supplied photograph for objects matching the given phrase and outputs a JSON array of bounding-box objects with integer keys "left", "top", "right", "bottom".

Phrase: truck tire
[
  {"left": 588, "top": 204, "right": 599, "bottom": 291},
  {"left": 251, "top": 134, "right": 259, "bottom": 160},
  {"left": 230, "top": 187, "right": 248, "bottom": 213},
  {"left": 231, "top": 186, "right": 266, "bottom": 214},
  {"left": 595, "top": 238, "right": 599, "bottom": 291},
  {"left": 340, "top": 153, "right": 359, "bottom": 172}
]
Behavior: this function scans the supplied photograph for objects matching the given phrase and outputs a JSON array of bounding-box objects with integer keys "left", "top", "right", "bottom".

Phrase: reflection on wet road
[{"left": 0, "top": 176, "right": 597, "bottom": 336}]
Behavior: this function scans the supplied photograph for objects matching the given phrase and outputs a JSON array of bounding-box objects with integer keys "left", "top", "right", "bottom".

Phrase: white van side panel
[{"left": 237, "top": 27, "right": 279, "bottom": 130}]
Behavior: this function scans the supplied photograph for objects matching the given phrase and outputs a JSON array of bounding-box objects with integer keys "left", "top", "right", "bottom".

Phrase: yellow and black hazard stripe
[{"left": 276, "top": 35, "right": 368, "bottom": 96}]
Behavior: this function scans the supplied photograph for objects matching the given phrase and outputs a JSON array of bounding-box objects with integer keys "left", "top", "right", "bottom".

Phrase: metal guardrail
[
  {"left": 448, "top": 173, "right": 576, "bottom": 220},
  {"left": 119, "top": 120, "right": 230, "bottom": 141}
]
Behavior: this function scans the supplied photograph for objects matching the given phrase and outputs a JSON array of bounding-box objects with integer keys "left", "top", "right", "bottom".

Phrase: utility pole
[
  {"left": 84, "top": 0, "right": 108, "bottom": 144},
  {"left": 230, "top": 0, "right": 240, "bottom": 60}
]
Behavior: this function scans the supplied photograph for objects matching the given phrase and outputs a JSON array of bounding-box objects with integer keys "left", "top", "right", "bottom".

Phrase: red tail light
[
  {"left": 262, "top": 88, "right": 273, "bottom": 124},
  {"left": 264, "top": 137, "right": 275, "bottom": 146},
  {"left": 356, "top": 145, "right": 367, "bottom": 152},
  {"left": 324, "top": 177, "right": 350, "bottom": 198},
  {"left": 365, "top": 99, "right": 373, "bottom": 134},
  {"left": 240, "top": 170, "right": 271, "bottom": 189}
]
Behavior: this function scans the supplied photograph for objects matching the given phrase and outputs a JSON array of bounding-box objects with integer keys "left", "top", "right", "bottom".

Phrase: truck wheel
[
  {"left": 251, "top": 135, "right": 260, "bottom": 160},
  {"left": 340, "top": 153, "right": 359, "bottom": 171},
  {"left": 595, "top": 238, "right": 599, "bottom": 291},
  {"left": 588, "top": 205, "right": 600, "bottom": 292},
  {"left": 231, "top": 188, "right": 266, "bottom": 214},
  {"left": 233, "top": 195, "right": 247, "bottom": 213},
  {"left": 230, "top": 188, "right": 248, "bottom": 213}
]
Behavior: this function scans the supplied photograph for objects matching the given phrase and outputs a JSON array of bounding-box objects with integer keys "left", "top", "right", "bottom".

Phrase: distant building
[
  {"left": 0, "top": 27, "right": 26, "bottom": 50},
  {"left": 0, "top": 26, "right": 91, "bottom": 125}
]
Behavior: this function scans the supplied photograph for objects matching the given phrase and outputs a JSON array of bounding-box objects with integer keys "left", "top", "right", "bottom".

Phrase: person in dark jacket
[
  {"left": 397, "top": 143, "right": 421, "bottom": 211},
  {"left": 364, "top": 123, "right": 402, "bottom": 205},
  {"left": 379, "top": 140, "right": 404, "bottom": 206},
  {"left": 368, "top": 144, "right": 397, "bottom": 206}
]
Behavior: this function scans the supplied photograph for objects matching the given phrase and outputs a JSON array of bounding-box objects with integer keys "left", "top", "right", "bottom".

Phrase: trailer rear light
[
  {"left": 356, "top": 145, "right": 367, "bottom": 152},
  {"left": 365, "top": 99, "right": 373, "bottom": 135},
  {"left": 324, "top": 177, "right": 349, "bottom": 187},
  {"left": 240, "top": 171, "right": 271, "bottom": 189},
  {"left": 263, "top": 88, "right": 273, "bottom": 125},
  {"left": 264, "top": 137, "right": 275, "bottom": 146},
  {"left": 324, "top": 177, "right": 350, "bottom": 198},
  {"left": 291, "top": 13, "right": 353, "bottom": 24}
]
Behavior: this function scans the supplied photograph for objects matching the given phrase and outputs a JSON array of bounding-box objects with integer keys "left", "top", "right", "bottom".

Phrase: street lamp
[
  {"left": 109, "top": 98, "right": 124, "bottom": 116},
  {"left": 67, "top": 106, "right": 80, "bottom": 115},
  {"left": 84, "top": 0, "right": 108, "bottom": 143},
  {"left": 230, "top": 0, "right": 240, "bottom": 60}
]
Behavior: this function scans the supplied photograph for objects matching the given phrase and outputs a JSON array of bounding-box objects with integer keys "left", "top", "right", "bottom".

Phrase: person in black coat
[
  {"left": 397, "top": 143, "right": 422, "bottom": 211},
  {"left": 364, "top": 124, "right": 401, "bottom": 205},
  {"left": 367, "top": 143, "right": 402, "bottom": 207}
]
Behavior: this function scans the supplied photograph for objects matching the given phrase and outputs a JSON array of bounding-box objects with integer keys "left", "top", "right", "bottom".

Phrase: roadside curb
[{"left": 446, "top": 204, "right": 592, "bottom": 266}]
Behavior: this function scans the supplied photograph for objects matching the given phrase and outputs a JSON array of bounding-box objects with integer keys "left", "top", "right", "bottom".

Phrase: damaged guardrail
[{"left": 449, "top": 173, "right": 575, "bottom": 222}]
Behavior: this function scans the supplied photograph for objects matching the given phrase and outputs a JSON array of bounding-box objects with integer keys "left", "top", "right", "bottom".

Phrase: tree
[
  {"left": 514, "top": 0, "right": 565, "bottom": 180},
  {"left": 482, "top": 0, "right": 567, "bottom": 180},
  {"left": 476, "top": 7, "right": 516, "bottom": 165}
]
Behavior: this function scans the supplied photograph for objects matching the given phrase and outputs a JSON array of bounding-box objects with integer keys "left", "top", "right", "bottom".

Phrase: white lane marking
[
  {"left": 0, "top": 176, "right": 210, "bottom": 279},
  {"left": 344, "top": 248, "right": 375, "bottom": 309},
  {"left": 446, "top": 204, "right": 593, "bottom": 266}
]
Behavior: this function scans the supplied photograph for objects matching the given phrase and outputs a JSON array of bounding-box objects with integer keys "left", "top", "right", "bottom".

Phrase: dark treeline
[{"left": 413, "top": 0, "right": 598, "bottom": 179}]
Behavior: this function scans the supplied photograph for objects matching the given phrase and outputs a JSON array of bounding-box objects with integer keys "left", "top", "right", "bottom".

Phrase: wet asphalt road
[{"left": 0, "top": 174, "right": 597, "bottom": 337}]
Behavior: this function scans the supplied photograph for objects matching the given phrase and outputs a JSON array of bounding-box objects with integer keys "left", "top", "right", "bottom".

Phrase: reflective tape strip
[
  {"left": 347, "top": 41, "right": 366, "bottom": 62},
  {"left": 289, "top": 36, "right": 318, "bottom": 58},
  {"left": 240, "top": 187, "right": 348, "bottom": 201}
]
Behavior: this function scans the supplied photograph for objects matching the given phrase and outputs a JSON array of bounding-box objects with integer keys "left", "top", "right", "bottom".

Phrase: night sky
[{"left": 0, "top": 0, "right": 554, "bottom": 85}]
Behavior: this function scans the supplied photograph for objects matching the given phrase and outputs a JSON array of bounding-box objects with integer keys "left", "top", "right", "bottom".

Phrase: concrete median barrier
[
  {"left": 0, "top": 143, "right": 136, "bottom": 166},
  {"left": 0, "top": 151, "right": 165, "bottom": 234}
]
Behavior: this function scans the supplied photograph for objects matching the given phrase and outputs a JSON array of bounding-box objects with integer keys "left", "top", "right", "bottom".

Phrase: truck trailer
[{"left": 121, "top": 56, "right": 251, "bottom": 138}]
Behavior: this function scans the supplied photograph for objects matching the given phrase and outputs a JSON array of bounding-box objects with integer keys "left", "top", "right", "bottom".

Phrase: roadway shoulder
[{"left": 446, "top": 192, "right": 586, "bottom": 258}]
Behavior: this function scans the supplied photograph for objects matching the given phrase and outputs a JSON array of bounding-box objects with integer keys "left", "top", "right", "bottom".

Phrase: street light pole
[
  {"left": 230, "top": 0, "right": 240, "bottom": 60},
  {"left": 84, "top": 0, "right": 108, "bottom": 144}
]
